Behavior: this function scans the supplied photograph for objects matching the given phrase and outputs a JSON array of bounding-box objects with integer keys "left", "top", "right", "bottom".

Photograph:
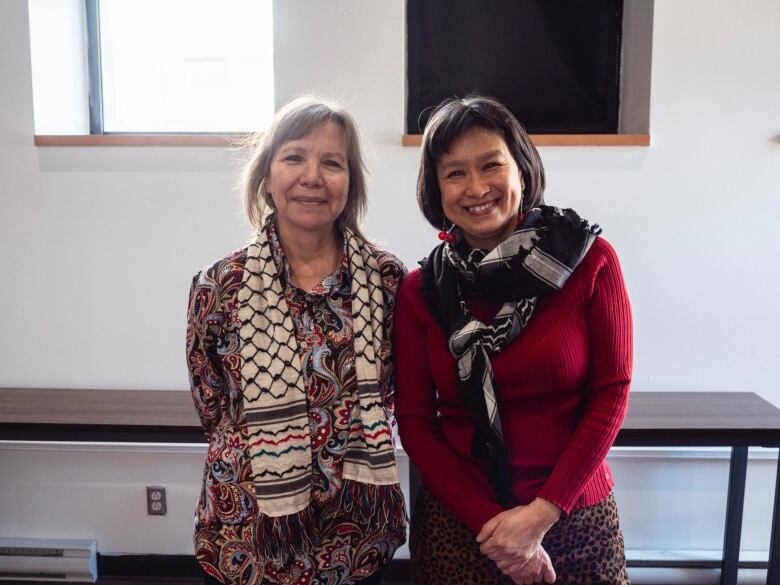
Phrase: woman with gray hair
[{"left": 186, "top": 96, "right": 407, "bottom": 585}]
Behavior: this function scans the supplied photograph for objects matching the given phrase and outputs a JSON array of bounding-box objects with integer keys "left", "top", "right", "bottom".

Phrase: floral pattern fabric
[{"left": 186, "top": 225, "right": 407, "bottom": 585}]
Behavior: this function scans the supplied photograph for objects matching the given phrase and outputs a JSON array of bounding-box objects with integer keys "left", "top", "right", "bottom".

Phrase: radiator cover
[{"left": 0, "top": 538, "right": 97, "bottom": 582}]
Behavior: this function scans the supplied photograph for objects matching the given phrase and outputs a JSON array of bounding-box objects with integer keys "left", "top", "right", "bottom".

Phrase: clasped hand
[{"left": 476, "top": 498, "right": 561, "bottom": 584}]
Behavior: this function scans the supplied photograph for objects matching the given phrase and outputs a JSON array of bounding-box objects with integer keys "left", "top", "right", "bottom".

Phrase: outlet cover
[{"left": 146, "top": 485, "right": 167, "bottom": 516}]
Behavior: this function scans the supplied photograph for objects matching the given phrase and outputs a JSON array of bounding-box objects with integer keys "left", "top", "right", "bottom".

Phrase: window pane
[
  {"left": 99, "top": 0, "right": 273, "bottom": 132},
  {"left": 29, "top": 0, "right": 90, "bottom": 134}
]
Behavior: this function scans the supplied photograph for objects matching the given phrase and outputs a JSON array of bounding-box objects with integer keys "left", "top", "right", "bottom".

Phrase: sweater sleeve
[
  {"left": 186, "top": 269, "right": 228, "bottom": 439},
  {"left": 536, "top": 241, "right": 633, "bottom": 513},
  {"left": 395, "top": 272, "right": 506, "bottom": 534}
]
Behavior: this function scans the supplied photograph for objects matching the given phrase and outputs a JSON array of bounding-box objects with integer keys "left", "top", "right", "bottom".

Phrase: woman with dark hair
[
  {"left": 186, "top": 96, "right": 406, "bottom": 585},
  {"left": 395, "top": 96, "right": 632, "bottom": 585}
]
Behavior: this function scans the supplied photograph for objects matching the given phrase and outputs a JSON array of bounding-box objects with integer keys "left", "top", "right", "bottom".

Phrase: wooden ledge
[
  {"left": 34, "top": 134, "right": 249, "bottom": 147},
  {"left": 402, "top": 134, "right": 650, "bottom": 147},
  {"left": 34, "top": 133, "right": 650, "bottom": 148}
]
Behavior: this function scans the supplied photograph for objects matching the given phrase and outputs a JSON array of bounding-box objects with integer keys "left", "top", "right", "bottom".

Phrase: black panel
[{"left": 406, "top": 0, "right": 623, "bottom": 134}]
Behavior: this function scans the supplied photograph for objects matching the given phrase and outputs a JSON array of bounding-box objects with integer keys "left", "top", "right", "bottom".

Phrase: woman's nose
[
  {"left": 299, "top": 161, "right": 323, "bottom": 187},
  {"left": 465, "top": 174, "right": 489, "bottom": 198}
]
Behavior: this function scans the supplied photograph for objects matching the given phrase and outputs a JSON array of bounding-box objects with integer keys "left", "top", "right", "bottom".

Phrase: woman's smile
[
  {"left": 266, "top": 121, "right": 350, "bottom": 238},
  {"left": 464, "top": 200, "right": 499, "bottom": 214},
  {"left": 437, "top": 126, "right": 523, "bottom": 250},
  {"left": 291, "top": 195, "right": 328, "bottom": 205}
]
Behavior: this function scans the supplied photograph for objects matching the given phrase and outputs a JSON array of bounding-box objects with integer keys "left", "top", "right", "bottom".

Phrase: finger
[
  {"left": 509, "top": 566, "right": 535, "bottom": 585},
  {"left": 514, "top": 549, "right": 544, "bottom": 582},
  {"left": 480, "top": 547, "right": 528, "bottom": 564},
  {"left": 495, "top": 558, "right": 514, "bottom": 571},
  {"left": 476, "top": 515, "right": 501, "bottom": 543},
  {"left": 479, "top": 536, "right": 507, "bottom": 557},
  {"left": 539, "top": 547, "right": 556, "bottom": 583},
  {"left": 486, "top": 548, "right": 532, "bottom": 566},
  {"left": 530, "top": 562, "right": 544, "bottom": 580},
  {"left": 510, "top": 570, "right": 532, "bottom": 585},
  {"left": 502, "top": 555, "right": 535, "bottom": 576},
  {"left": 502, "top": 551, "right": 537, "bottom": 573}
]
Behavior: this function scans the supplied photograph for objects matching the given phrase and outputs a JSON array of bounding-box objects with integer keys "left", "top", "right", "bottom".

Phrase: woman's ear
[{"left": 260, "top": 178, "right": 275, "bottom": 206}]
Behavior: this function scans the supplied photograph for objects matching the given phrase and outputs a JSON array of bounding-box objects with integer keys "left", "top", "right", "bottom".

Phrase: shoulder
[
  {"left": 398, "top": 266, "right": 423, "bottom": 295},
  {"left": 395, "top": 267, "right": 439, "bottom": 332},
  {"left": 371, "top": 247, "right": 407, "bottom": 296},
  {"left": 585, "top": 237, "right": 621, "bottom": 268},
  {"left": 191, "top": 246, "right": 249, "bottom": 295},
  {"left": 373, "top": 247, "right": 406, "bottom": 278},
  {"left": 397, "top": 267, "right": 426, "bottom": 307},
  {"left": 575, "top": 236, "right": 627, "bottom": 293}
]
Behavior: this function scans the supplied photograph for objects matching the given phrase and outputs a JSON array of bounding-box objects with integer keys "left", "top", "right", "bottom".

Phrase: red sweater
[{"left": 394, "top": 238, "right": 632, "bottom": 534}]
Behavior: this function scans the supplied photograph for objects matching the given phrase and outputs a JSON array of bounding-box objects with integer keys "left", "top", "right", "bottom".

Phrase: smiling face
[
  {"left": 436, "top": 126, "right": 524, "bottom": 250},
  {"left": 266, "top": 121, "right": 349, "bottom": 239}
]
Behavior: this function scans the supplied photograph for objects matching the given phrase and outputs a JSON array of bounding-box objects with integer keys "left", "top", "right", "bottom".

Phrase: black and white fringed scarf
[
  {"left": 420, "top": 206, "right": 601, "bottom": 507},
  {"left": 237, "top": 215, "right": 401, "bottom": 561}
]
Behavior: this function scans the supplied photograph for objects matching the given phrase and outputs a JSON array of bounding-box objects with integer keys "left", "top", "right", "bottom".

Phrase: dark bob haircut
[{"left": 417, "top": 96, "right": 546, "bottom": 230}]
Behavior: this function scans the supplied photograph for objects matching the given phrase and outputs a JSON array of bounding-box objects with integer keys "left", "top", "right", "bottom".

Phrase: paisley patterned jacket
[{"left": 186, "top": 226, "right": 407, "bottom": 585}]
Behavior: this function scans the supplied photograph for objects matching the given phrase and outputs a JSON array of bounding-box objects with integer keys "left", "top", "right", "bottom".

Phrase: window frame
[
  {"left": 73, "top": 0, "right": 268, "bottom": 142},
  {"left": 85, "top": 0, "right": 104, "bottom": 135},
  {"left": 33, "top": 1, "right": 649, "bottom": 148},
  {"left": 402, "top": 0, "right": 652, "bottom": 148}
]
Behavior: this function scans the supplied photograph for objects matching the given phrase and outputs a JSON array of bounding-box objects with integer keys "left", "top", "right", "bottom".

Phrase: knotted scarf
[
  {"left": 236, "top": 215, "right": 400, "bottom": 559},
  {"left": 420, "top": 206, "right": 601, "bottom": 507}
]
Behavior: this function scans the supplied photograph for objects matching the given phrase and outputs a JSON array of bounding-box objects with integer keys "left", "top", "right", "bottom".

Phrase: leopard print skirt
[{"left": 409, "top": 487, "right": 630, "bottom": 585}]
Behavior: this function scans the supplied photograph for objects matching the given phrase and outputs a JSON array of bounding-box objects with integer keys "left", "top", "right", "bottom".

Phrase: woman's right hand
[
  {"left": 505, "top": 545, "right": 556, "bottom": 584},
  {"left": 477, "top": 498, "right": 560, "bottom": 583}
]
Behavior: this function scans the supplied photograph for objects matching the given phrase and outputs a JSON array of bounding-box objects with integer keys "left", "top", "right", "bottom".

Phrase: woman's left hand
[{"left": 476, "top": 497, "right": 562, "bottom": 573}]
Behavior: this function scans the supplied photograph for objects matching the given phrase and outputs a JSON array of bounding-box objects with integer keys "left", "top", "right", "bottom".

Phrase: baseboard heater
[{"left": 0, "top": 538, "right": 97, "bottom": 582}]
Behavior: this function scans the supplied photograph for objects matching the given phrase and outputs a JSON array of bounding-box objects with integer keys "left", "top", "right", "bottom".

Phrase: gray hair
[{"left": 241, "top": 96, "right": 368, "bottom": 239}]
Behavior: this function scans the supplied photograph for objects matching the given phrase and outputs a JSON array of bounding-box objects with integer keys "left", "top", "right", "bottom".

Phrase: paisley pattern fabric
[{"left": 186, "top": 224, "right": 407, "bottom": 585}]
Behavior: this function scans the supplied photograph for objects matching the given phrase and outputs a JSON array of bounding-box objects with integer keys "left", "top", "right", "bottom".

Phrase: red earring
[
  {"left": 438, "top": 218, "right": 456, "bottom": 243},
  {"left": 438, "top": 228, "right": 456, "bottom": 244}
]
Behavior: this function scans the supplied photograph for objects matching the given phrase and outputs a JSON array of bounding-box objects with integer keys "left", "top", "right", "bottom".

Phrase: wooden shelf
[
  {"left": 35, "top": 133, "right": 650, "bottom": 148},
  {"left": 34, "top": 134, "right": 248, "bottom": 147},
  {"left": 402, "top": 134, "right": 650, "bottom": 147}
]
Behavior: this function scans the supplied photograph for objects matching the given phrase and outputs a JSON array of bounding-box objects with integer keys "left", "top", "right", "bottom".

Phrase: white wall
[{"left": 1, "top": 0, "right": 779, "bottom": 572}]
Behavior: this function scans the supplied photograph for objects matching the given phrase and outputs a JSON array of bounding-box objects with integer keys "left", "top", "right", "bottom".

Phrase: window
[
  {"left": 29, "top": 0, "right": 275, "bottom": 135},
  {"left": 406, "top": 0, "right": 652, "bottom": 139}
]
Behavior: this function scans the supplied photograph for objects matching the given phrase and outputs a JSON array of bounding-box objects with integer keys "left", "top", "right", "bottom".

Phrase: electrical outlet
[{"left": 146, "top": 486, "right": 167, "bottom": 516}]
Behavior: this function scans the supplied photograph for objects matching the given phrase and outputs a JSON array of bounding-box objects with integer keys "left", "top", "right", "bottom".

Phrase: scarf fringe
[
  {"left": 339, "top": 479, "right": 409, "bottom": 532},
  {"left": 255, "top": 506, "right": 316, "bottom": 568},
  {"left": 255, "top": 481, "right": 407, "bottom": 568}
]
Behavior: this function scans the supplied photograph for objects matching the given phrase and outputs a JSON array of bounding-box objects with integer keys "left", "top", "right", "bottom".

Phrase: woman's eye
[
  {"left": 324, "top": 159, "right": 344, "bottom": 169},
  {"left": 446, "top": 170, "right": 464, "bottom": 179},
  {"left": 484, "top": 161, "right": 502, "bottom": 170},
  {"left": 283, "top": 154, "right": 302, "bottom": 162}
]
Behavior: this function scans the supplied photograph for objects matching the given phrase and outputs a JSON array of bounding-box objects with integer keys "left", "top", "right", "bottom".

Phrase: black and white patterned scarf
[
  {"left": 236, "top": 215, "right": 400, "bottom": 561},
  {"left": 420, "top": 206, "right": 601, "bottom": 507}
]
